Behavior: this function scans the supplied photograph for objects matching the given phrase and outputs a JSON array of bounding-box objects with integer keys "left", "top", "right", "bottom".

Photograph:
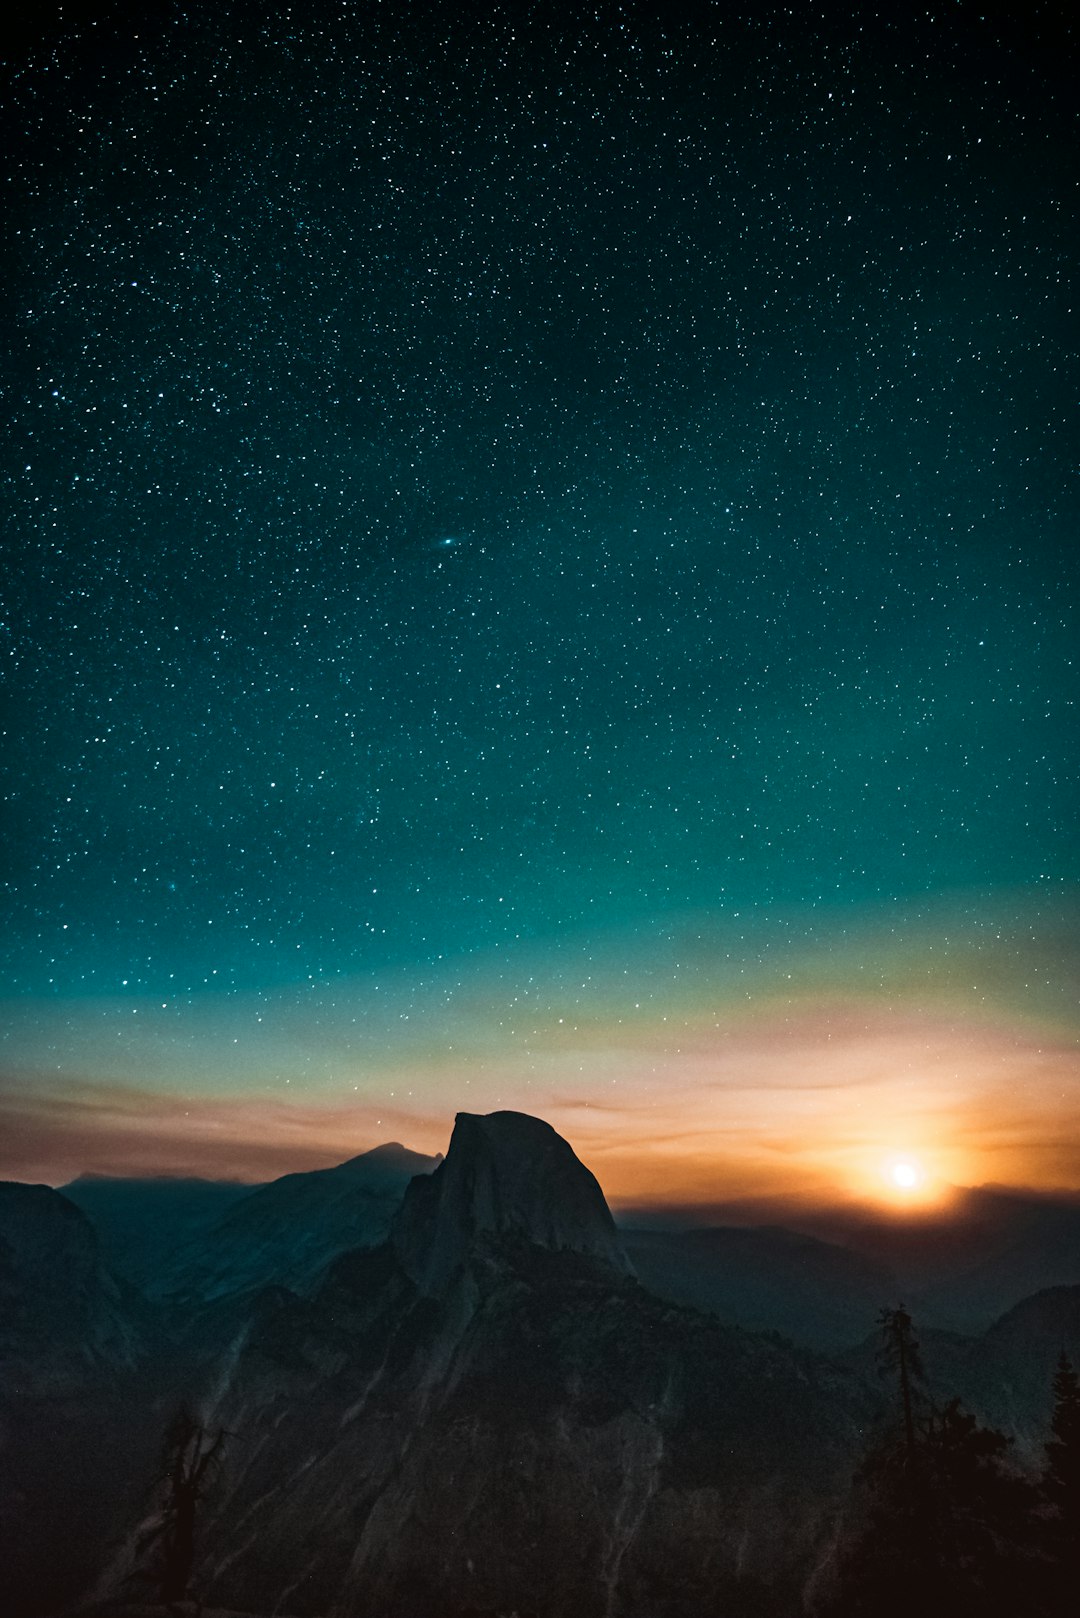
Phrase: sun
[
  {"left": 882, "top": 1155, "right": 929, "bottom": 1197},
  {"left": 850, "top": 1150, "right": 957, "bottom": 1213}
]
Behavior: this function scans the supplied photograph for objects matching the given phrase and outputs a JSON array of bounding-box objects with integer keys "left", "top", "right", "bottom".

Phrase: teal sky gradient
[{"left": 2, "top": 3, "right": 1076, "bottom": 1198}]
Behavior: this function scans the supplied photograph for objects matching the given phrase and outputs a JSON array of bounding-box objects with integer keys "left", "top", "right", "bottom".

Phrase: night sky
[{"left": 3, "top": 1, "right": 1077, "bottom": 1205}]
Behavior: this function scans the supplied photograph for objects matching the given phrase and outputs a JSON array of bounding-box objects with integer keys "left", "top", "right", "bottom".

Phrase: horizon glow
[{"left": 3, "top": 892, "right": 1077, "bottom": 1207}]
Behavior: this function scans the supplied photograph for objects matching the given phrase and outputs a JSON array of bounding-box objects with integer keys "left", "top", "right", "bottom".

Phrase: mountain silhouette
[
  {"left": 62, "top": 1174, "right": 254, "bottom": 1290},
  {"left": 622, "top": 1224, "right": 895, "bottom": 1351},
  {"left": 105, "top": 1112, "right": 873, "bottom": 1616},
  {"left": 155, "top": 1142, "right": 441, "bottom": 1301},
  {"left": 393, "top": 1110, "right": 632, "bottom": 1294},
  {"left": 5, "top": 1117, "right": 1079, "bottom": 1617}
]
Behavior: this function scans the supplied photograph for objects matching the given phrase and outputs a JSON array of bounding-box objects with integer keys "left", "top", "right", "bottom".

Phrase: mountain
[
  {"left": 0, "top": 1184, "right": 157, "bottom": 1618},
  {"left": 955, "top": 1284, "right": 1080, "bottom": 1456},
  {"left": 157, "top": 1142, "right": 441, "bottom": 1301},
  {"left": 0, "top": 1181, "right": 145, "bottom": 1394},
  {"left": 910, "top": 1190, "right": 1080, "bottom": 1331},
  {"left": 840, "top": 1283, "right": 1080, "bottom": 1464},
  {"left": 798, "top": 1186, "right": 1080, "bottom": 1334},
  {"left": 622, "top": 1225, "right": 896, "bottom": 1351},
  {"left": 62, "top": 1175, "right": 255, "bottom": 1290},
  {"left": 393, "top": 1110, "right": 631, "bottom": 1293},
  {"left": 97, "top": 1112, "right": 878, "bottom": 1618},
  {"left": 17, "top": 1118, "right": 1078, "bottom": 1618}
]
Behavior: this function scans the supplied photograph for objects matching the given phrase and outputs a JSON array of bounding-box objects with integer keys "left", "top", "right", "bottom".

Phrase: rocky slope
[
  {"left": 953, "top": 1284, "right": 1080, "bottom": 1457},
  {"left": 155, "top": 1142, "right": 440, "bottom": 1301},
  {"left": 62, "top": 1175, "right": 255, "bottom": 1291},
  {"left": 839, "top": 1282, "right": 1080, "bottom": 1463},
  {"left": 137, "top": 1113, "right": 879, "bottom": 1618},
  {"left": 0, "top": 1184, "right": 158, "bottom": 1618}
]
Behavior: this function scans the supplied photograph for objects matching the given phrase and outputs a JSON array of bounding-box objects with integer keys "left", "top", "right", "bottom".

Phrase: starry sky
[{"left": 2, "top": 0, "right": 1077, "bottom": 1206}]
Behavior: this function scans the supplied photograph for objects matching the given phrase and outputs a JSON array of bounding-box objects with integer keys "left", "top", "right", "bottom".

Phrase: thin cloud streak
[
  {"left": 2, "top": 948, "right": 1077, "bottom": 1202},
  {"left": 0, "top": 1076, "right": 446, "bottom": 1185}
]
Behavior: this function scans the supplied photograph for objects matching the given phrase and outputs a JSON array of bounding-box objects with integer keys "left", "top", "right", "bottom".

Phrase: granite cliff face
[
  {"left": 393, "top": 1110, "right": 632, "bottom": 1294},
  {"left": 187, "top": 1244, "right": 869, "bottom": 1618}
]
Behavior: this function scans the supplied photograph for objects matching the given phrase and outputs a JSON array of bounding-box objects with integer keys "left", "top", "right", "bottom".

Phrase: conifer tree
[
  {"left": 827, "top": 1309, "right": 1042, "bottom": 1618},
  {"left": 877, "top": 1304, "right": 925, "bottom": 1460},
  {"left": 1042, "top": 1353, "right": 1080, "bottom": 1610},
  {"left": 1044, "top": 1352, "right": 1080, "bottom": 1523},
  {"left": 137, "top": 1410, "right": 226, "bottom": 1605}
]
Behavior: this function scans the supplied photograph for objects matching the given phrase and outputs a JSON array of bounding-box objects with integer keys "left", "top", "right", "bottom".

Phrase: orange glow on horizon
[
  {"left": 0, "top": 1068, "right": 1075, "bottom": 1218},
  {"left": 1, "top": 904, "right": 1078, "bottom": 1204},
  {"left": 840, "top": 1151, "right": 958, "bottom": 1214}
]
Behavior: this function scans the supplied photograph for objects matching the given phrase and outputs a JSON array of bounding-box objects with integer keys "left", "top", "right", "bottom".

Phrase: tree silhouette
[
  {"left": 825, "top": 1309, "right": 1043, "bottom": 1618},
  {"left": 1044, "top": 1352, "right": 1080, "bottom": 1520},
  {"left": 138, "top": 1410, "right": 226, "bottom": 1606},
  {"left": 876, "top": 1304, "right": 925, "bottom": 1460},
  {"left": 1042, "top": 1353, "right": 1080, "bottom": 1609}
]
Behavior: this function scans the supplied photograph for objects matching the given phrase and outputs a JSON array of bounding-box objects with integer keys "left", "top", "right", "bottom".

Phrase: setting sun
[{"left": 869, "top": 1152, "right": 952, "bottom": 1210}]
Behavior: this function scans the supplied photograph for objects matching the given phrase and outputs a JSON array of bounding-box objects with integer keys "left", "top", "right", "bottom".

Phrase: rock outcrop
[
  {"left": 154, "top": 1116, "right": 874, "bottom": 1617},
  {"left": 392, "top": 1110, "right": 632, "bottom": 1294}
]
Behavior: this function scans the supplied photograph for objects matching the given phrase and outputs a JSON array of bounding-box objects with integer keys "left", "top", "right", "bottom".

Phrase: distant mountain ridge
[
  {"left": 792, "top": 1184, "right": 1080, "bottom": 1334},
  {"left": 618, "top": 1183, "right": 1080, "bottom": 1340},
  {"left": 156, "top": 1141, "right": 442, "bottom": 1300},
  {"left": 60, "top": 1148, "right": 1080, "bottom": 1343},
  {"left": 622, "top": 1223, "right": 896, "bottom": 1351},
  {"left": 62, "top": 1175, "right": 255, "bottom": 1290}
]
